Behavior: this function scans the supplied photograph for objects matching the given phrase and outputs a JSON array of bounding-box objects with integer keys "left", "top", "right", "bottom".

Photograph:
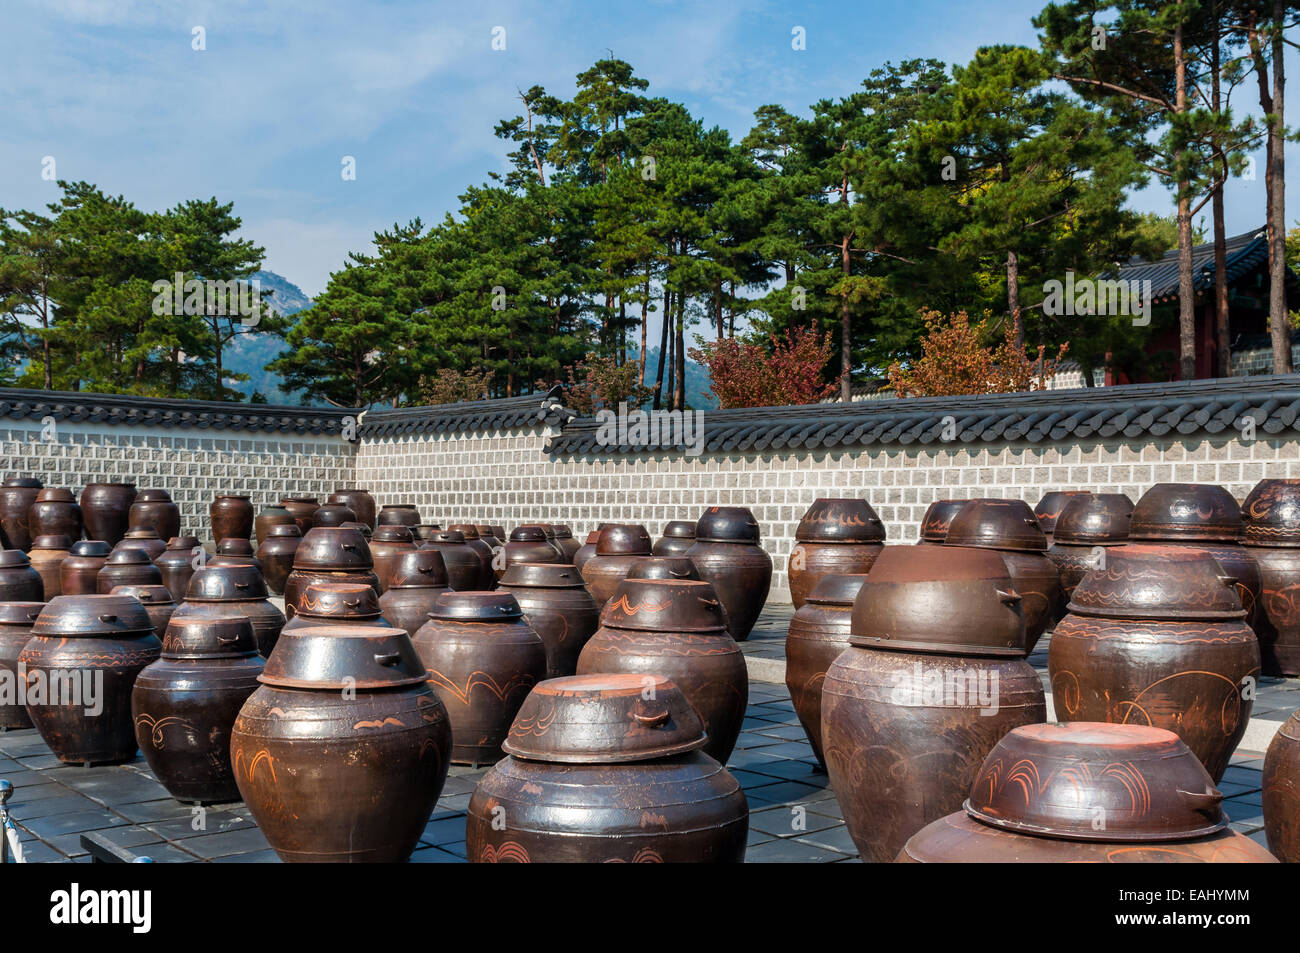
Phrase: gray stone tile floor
[{"left": 0, "top": 605, "right": 1285, "bottom": 863}]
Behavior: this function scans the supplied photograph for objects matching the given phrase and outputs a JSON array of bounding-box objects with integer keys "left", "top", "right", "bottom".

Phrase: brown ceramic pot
[
  {"left": 452, "top": 527, "right": 498, "bottom": 581},
  {"left": 499, "top": 562, "right": 600, "bottom": 678},
  {"left": 626, "top": 556, "right": 701, "bottom": 582},
  {"left": 28, "top": 535, "right": 72, "bottom": 599},
  {"left": 369, "top": 525, "right": 417, "bottom": 593},
  {"left": 421, "top": 530, "right": 491, "bottom": 591},
  {"left": 0, "top": 601, "right": 43, "bottom": 728},
  {"left": 577, "top": 578, "right": 748, "bottom": 764},
  {"left": 550, "top": 525, "right": 581, "bottom": 562},
  {"left": 686, "top": 507, "right": 771, "bottom": 642},
  {"left": 917, "top": 499, "right": 980, "bottom": 544},
  {"left": 652, "top": 520, "right": 697, "bottom": 557},
  {"left": 1033, "top": 490, "right": 1091, "bottom": 545},
  {"left": 256, "top": 524, "right": 301, "bottom": 596},
  {"left": 154, "top": 535, "right": 203, "bottom": 603},
  {"left": 1264, "top": 712, "right": 1300, "bottom": 862},
  {"left": 210, "top": 495, "right": 253, "bottom": 543},
  {"left": 501, "top": 526, "right": 563, "bottom": 578},
  {"left": 29, "top": 488, "right": 82, "bottom": 542},
  {"left": 0, "top": 550, "right": 44, "bottom": 602},
  {"left": 312, "top": 502, "right": 355, "bottom": 528},
  {"left": 210, "top": 536, "right": 263, "bottom": 574},
  {"left": 110, "top": 584, "right": 176, "bottom": 635},
  {"left": 96, "top": 548, "right": 163, "bottom": 593},
  {"left": 573, "top": 530, "right": 602, "bottom": 573},
  {"left": 283, "top": 526, "right": 379, "bottom": 619},
  {"left": 129, "top": 489, "right": 180, "bottom": 543},
  {"left": 284, "top": 581, "right": 390, "bottom": 631},
  {"left": 377, "top": 549, "right": 450, "bottom": 636},
  {"left": 1048, "top": 543, "right": 1259, "bottom": 782},
  {"left": 80, "top": 483, "right": 137, "bottom": 545},
  {"left": 114, "top": 528, "right": 167, "bottom": 562},
  {"left": 59, "top": 540, "right": 112, "bottom": 596},
  {"left": 279, "top": 497, "right": 320, "bottom": 535},
  {"left": 789, "top": 498, "right": 886, "bottom": 609},
  {"left": 254, "top": 506, "right": 296, "bottom": 548},
  {"left": 329, "top": 489, "right": 376, "bottom": 530},
  {"left": 473, "top": 525, "right": 503, "bottom": 549},
  {"left": 1242, "top": 478, "right": 1300, "bottom": 676},
  {"left": 19, "top": 594, "right": 162, "bottom": 764},
  {"left": 411, "top": 591, "right": 546, "bottom": 766},
  {"left": 466, "top": 674, "right": 748, "bottom": 863},
  {"left": 0, "top": 477, "right": 42, "bottom": 551},
  {"left": 230, "top": 624, "right": 451, "bottom": 862},
  {"left": 174, "top": 565, "right": 286, "bottom": 659},
  {"left": 581, "top": 524, "right": 653, "bottom": 610},
  {"left": 1045, "top": 492, "right": 1134, "bottom": 606},
  {"left": 377, "top": 504, "right": 421, "bottom": 528}
]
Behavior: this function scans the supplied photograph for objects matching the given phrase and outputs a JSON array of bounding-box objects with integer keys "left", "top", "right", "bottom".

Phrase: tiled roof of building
[
  {"left": 359, "top": 386, "right": 572, "bottom": 438},
  {"left": 1111, "top": 228, "right": 1271, "bottom": 301}
]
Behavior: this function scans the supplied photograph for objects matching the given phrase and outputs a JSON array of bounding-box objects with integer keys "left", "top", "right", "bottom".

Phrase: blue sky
[{"left": 2, "top": 0, "right": 1295, "bottom": 310}]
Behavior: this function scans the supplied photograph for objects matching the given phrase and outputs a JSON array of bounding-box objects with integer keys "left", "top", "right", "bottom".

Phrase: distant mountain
[
  {"left": 255, "top": 271, "right": 312, "bottom": 316},
  {"left": 633, "top": 347, "right": 716, "bottom": 410},
  {"left": 224, "top": 271, "right": 310, "bottom": 404}
]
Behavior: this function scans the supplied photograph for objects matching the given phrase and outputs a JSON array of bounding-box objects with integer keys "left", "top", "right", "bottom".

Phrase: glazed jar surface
[
  {"left": 210, "top": 495, "right": 254, "bottom": 543},
  {"left": 499, "top": 562, "right": 600, "bottom": 678},
  {"left": 29, "top": 488, "right": 82, "bottom": 541},
  {"left": 788, "top": 498, "right": 885, "bottom": 609},
  {"left": 129, "top": 490, "right": 181, "bottom": 543},
  {"left": 0, "top": 478, "right": 43, "bottom": 551},
  {"left": 1263, "top": 713, "right": 1300, "bottom": 862},
  {"left": 80, "top": 483, "right": 137, "bottom": 546},
  {"left": 0, "top": 601, "right": 44, "bottom": 728}
]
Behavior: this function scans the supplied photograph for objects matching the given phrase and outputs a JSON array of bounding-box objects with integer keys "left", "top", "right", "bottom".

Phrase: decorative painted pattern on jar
[
  {"left": 1242, "top": 478, "right": 1300, "bottom": 676},
  {"left": 467, "top": 674, "right": 748, "bottom": 863},
  {"left": 788, "top": 498, "right": 885, "bottom": 609},
  {"left": 0, "top": 601, "right": 43, "bottom": 728},
  {"left": 1045, "top": 492, "right": 1133, "bottom": 605},
  {"left": 687, "top": 507, "right": 771, "bottom": 642},
  {"left": 283, "top": 526, "right": 379, "bottom": 619},
  {"left": 499, "top": 562, "right": 600, "bottom": 678},
  {"left": 1033, "top": 490, "right": 1091, "bottom": 545},
  {"left": 80, "top": 483, "right": 137, "bottom": 546},
  {"left": 283, "top": 581, "right": 390, "bottom": 631},
  {"left": 581, "top": 524, "right": 653, "bottom": 610}
]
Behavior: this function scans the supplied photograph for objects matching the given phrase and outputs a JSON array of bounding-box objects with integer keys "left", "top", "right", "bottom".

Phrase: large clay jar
[
  {"left": 577, "top": 577, "right": 748, "bottom": 764},
  {"left": 29, "top": 488, "right": 82, "bottom": 541},
  {"left": 283, "top": 526, "right": 380, "bottom": 620},
  {"left": 499, "top": 562, "right": 600, "bottom": 678},
  {"left": 28, "top": 535, "right": 72, "bottom": 599},
  {"left": 551, "top": 525, "right": 581, "bottom": 562},
  {"left": 421, "top": 530, "right": 491, "bottom": 591},
  {"left": 279, "top": 497, "right": 319, "bottom": 535},
  {"left": 114, "top": 527, "right": 166, "bottom": 561},
  {"left": 0, "top": 477, "right": 42, "bottom": 551},
  {"left": 1264, "top": 713, "right": 1300, "bottom": 861},
  {"left": 0, "top": 601, "right": 43, "bottom": 728},
  {"left": 378, "top": 549, "right": 450, "bottom": 636},
  {"left": 900, "top": 723, "right": 1276, "bottom": 864},
  {"left": 1128, "top": 482, "right": 1262, "bottom": 632},
  {"left": 822, "top": 545, "right": 1045, "bottom": 863},
  {"left": 581, "top": 524, "right": 653, "bottom": 610},
  {"left": 312, "top": 502, "right": 355, "bottom": 528},
  {"left": 97, "top": 548, "right": 163, "bottom": 593},
  {"left": 789, "top": 498, "right": 886, "bottom": 609},
  {"left": 254, "top": 506, "right": 296, "bottom": 548},
  {"left": 945, "top": 498, "right": 1061, "bottom": 652},
  {"left": 785, "top": 574, "right": 866, "bottom": 769},
  {"left": 1242, "top": 478, "right": 1300, "bottom": 676},
  {"left": 59, "top": 540, "right": 111, "bottom": 595},
  {"left": 129, "top": 489, "right": 180, "bottom": 543},
  {"left": 501, "top": 526, "right": 563, "bottom": 578},
  {"left": 19, "top": 594, "right": 162, "bottom": 764},
  {"left": 1033, "top": 490, "right": 1091, "bottom": 546},
  {"left": 411, "top": 591, "right": 546, "bottom": 766},
  {"left": 1048, "top": 543, "right": 1259, "bottom": 782},
  {"left": 80, "top": 482, "right": 137, "bottom": 545},
  {"left": 256, "top": 524, "right": 301, "bottom": 596},
  {"left": 573, "top": 530, "right": 601, "bottom": 573},
  {"left": 1046, "top": 492, "right": 1133, "bottom": 605},
  {"left": 467, "top": 674, "right": 749, "bottom": 863},
  {"left": 653, "top": 520, "right": 697, "bottom": 557},
  {"left": 131, "top": 615, "right": 263, "bottom": 803},
  {"left": 329, "top": 489, "right": 376, "bottom": 530},
  {"left": 174, "top": 565, "right": 286, "bottom": 659},
  {"left": 0, "top": 550, "right": 44, "bottom": 601},
  {"left": 450, "top": 526, "right": 498, "bottom": 580},
  {"left": 369, "top": 525, "right": 416, "bottom": 592},
  {"left": 154, "top": 535, "right": 203, "bottom": 603},
  {"left": 687, "top": 507, "right": 772, "bottom": 642},
  {"left": 230, "top": 624, "right": 452, "bottom": 862},
  {"left": 377, "top": 503, "right": 421, "bottom": 528},
  {"left": 110, "top": 584, "right": 176, "bottom": 635},
  {"left": 917, "top": 499, "right": 978, "bottom": 545},
  {"left": 284, "top": 582, "right": 390, "bottom": 631},
  {"left": 210, "top": 495, "right": 253, "bottom": 543}
]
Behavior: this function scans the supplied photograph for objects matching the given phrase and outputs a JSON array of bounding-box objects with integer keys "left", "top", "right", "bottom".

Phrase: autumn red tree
[{"left": 691, "top": 327, "right": 837, "bottom": 409}]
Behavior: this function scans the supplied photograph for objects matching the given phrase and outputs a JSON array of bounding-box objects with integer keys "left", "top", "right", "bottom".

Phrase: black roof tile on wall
[
  {"left": 359, "top": 386, "right": 572, "bottom": 438},
  {"left": 545, "top": 375, "right": 1300, "bottom": 456}
]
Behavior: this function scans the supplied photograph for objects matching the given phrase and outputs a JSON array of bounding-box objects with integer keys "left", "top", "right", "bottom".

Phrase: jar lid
[
  {"left": 502, "top": 674, "right": 707, "bottom": 764},
  {"left": 919, "top": 500, "right": 977, "bottom": 543},
  {"left": 509, "top": 526, "right": 546, "bottom": 543},
  {"left": 1129, "top": 483, "right": 1243, "bottom": 542},
  {"left": 388, "top": 549, "right": 450, "bottom": 589},
  {"left": 418, "top": 528, "right": 457, "bottom": 543},
  {"left": 498, "top": 562, "right": 586, "bottom": 589},
  {"left": 626, "top": 556, "right": 700, "bottom": 582},
  {"left": 695, "top": 506, "right": 760, "bottom": 543},
  {"left": 0, "top": 550, "right": 32, "bottom": 568},
  {"left": 429, "top": 590, "right": 522, "bottom": 621},
  {"left": 161, "top": 615, "right": 259, "bottom": 659},
  {"left": 1242, "top": 479, "right": 1300, "bottom": 547},
  {"left": 105, "top": 547, "right": 154, "bottom": 566},
  {"left": 296, "top": 582, "right": 382, "bottom": 618},
  {"left": 1053, "top": 493, "right": 1134, "bottom": 544},
  {"left": 292, "top": 526, "right": 373, "bottom": 570},
  {"left": 1033, "top": 491, "right": 1091, "bottom": 534},
  {"left": 372, "top": 524, "right": 413, "bottom": 543},
  {"left": 282, "top": 496, "right": 319, "bottom": 504},
  {"left": 595, "top": 524, "right": 652, "bottom": 555},
  {"left": 123, "top": 528, "right": 162, "bottom": 540},
  {"left": 964, "top": 722, "right": 1227, "bottom": 842},
  {"left": 109, "top": 584, "right": 174, "bottom": 605},
  {"left": 33, "top": 594, "right": 155, "bottom": 637},
  {"left": 214, "top": 494, "right": 250, "bottom": 500},
  {"left": 185, "top": 565, "right": 270, "bottom": 602},
  {"left": 601, "top": 578, "right": 728, "bottom": 633},
  {"left": 35, "top": 488, "right": 75, "bottom": 502},
  {"left": 30, "top": 535, "right": 73, "bottom": 551},
  {"left": 552, "top": 525, "right": 575, "bottom": 540},
  {"left": 134, "top": 489, "right": 172, "bottom": 501},
  {"left": 3, "top": 477, "right": 42, "bottom": 488},
  {"left": 0, "top": 602, "right": 45, "bottom": 626},
  {"left": 848, "top": 546, "right": 1025, "bottom": 657},
  {"left": 1065, "top": 543, "right": 1245, "bottom": 620},
  {"left": 258, "top": 624, "right": 428, "bottom": 689},
  {"left": 805, "top": 573, "right": 869, "bottom": 606},
  {"left": 660, "top": 520, "right": 696, "bottom": 540},
  {"left": 945, "top": 500, "right": 1047, "bottom": 552},
  {"left": 448, "top": 524, "right": 481, "bottom": 539},
  {"left": 266, "top": 524, "right": 303, "bottom": 539},
  {"left": 69, "top": 540, "right": 112, "bottom": 558},
  {"left": 795, "top": 498, "right": 886, "bottom": 543},
  {"left": 217, "top": 538, "right": 255, "bottom": 556}
]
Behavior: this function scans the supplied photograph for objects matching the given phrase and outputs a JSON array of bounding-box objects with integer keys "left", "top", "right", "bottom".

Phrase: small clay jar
[
  {"left": 97, "top": 548, "right": 163, "bottom": 593},
  {"left": 581, "top": 524, "right": 653, "bottom": 610},
  {"left": 284, "top": 581, "right": 391, "bottom": 631},
  {"left": 155, "top": 535, "right": 204, "bottom": 603},
  {"left": 0, "top": 550, "right": 45, "bottom": 602},
  {"left": 788, "top": 498, "right": 886, "bottom": 609},
  {"left": 652, "top": 520, "right": 697, "bottom": 557},
  {"left": 210, "top": 537, "right": 264, "bottom": 573},
  {"left": 28, "top": 535, "right": 72, "bottom": 599},
  {"left": 500, "top": 526, "right": 563, "bottom": 578},
  {"left": 279, "top": 497, "right": 320, "bottom": 535},
  {"left": 451, "top": 525, "right": 498, "bottom": 580},
  {"left": 283, "top": 526, "right": 380, "bottom": 619},
  {"left": 60, "top": 540, "right": 112, "bottom": 596},
  {"left": 550, "top": 525, "right": 581, "bottom": 562},
  {"left": 498, "top": 562, "right": 600, "bottom": 678},
  {"left": 377, "top": 504, "right": 421, "bottom": 528},
  {"left": 80, "top": 482, "right": 137, "bottom": 546},
  {"left": 28, "top": 488, "right": 82, "bottom": 542},
  {"left": 129, "top": 489, "right": 181, "bottom": 543},
  {"left": 174, "top": 564, "right": 286, "bottom": 659},
  {"left": 370, "top": 525, "right": 417, "bottom": 592},
  {"left": 626, "top": 556, "right": 701, "bottom": 582},
  {"left": 254, "top": 506, "right": 296, "bottom": 548},
  {"left": 256, "top": 524, "right": 301, "bottom": 595}
]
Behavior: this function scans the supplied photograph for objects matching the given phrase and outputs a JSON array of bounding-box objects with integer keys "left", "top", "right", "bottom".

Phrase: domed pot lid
[
  {"left": 388, "top": 550, "right": 450, "bottom": 589},
  {"left": 502, "top": 674, "right": 707, "bottom": 764},
  {"left": 266, "top": 524, "right": 303, "bottom": 539},
  {"left": 1129, "top": 483, "right": 1243, "bottom": 542},
  {"left": 964, "top": 722, "right": 1227, "bottom": 842},
  {"left": 109, "top": 584, "right": 174, "bottom": 606},
  {"left": 293, "top": 526, "right": 372, "bottom": 570},
  {"left": 429, "top": 590, "right": 522, "bottom": 621},
  {"left": 104, "top": 548, "right": 154, "bottom": 567},
  {"left": 448, "top": 524, "right": 481, "bottom": 538},
  {"left": 30, "top": 535, "right": 74, "bottom": 551},
  {"left": 282, "top": 495, "right": 319, "bottom": 504},
  {"left": 371, "top": 525, "right": 412, "bottom": 543},
  {"left": 1033, "top": 491, "right": 1091, "bottom": 534},
  {"left": 410, "top": 524, "right": 443, "bottom": 540},
  {"left": 848, "top": 546, "right": 1025, "bottom": 657},
  {"left": 69, "top": 540, "right": 112, "bottom": 558},
  {"left": 660, "top": 520, "right": 697, "bottom": 540},
  {"left": 595, "top": 524, "right": 652, "bottom": 555},
  {"left": 161, "top": 615, "right": 258, "bottom": 659},
  {"left": 1066, "top": 543, "right": 1245, "bottom": 620},
  {"left": 296, "top": 582, "right": 382, "bottom": 618},
  {"left": 217, "top": 537, "right": 255, "bottom": 556},
  {"left": 498, "top": 562, "right": 586, "bottom": 589},
  {"left": 36, "top": 487, "right": 75, "bottom": 502},
  {"left": 4, "top": 477, "right": 42, "bottom": 488},
  {"left": 0, "top": 602, "right": 45, "bottom": 626},
  {"left": 33, "top": 594, "right": 155, "bottom": 637},
  {"left": 1242, "top": 478, "right": 1300, "bottom": 547},
  {"left": 1053, "top": 493, "right": 1134, "bottom": 544},
  {"left": 695, "top": 506, "right": 760, "bottom": 543},
  {"left": 945, "top": 500, "right": 1047, "bottom": 552},
  {"left": 552, "top": 525, "right": 575, "bottom": 540},
  {"left": 135, "top": 488, "right": 172, "bottom": 501},
  {"left": 422, "top": 529, "right": 462, "bottom": 544},
  {"left": 795, "top": 498, "right": 886, "bottom": 543},
  {"left": 0, "top": 550, "right": 33, "bottom": 568},
  {"left": 919, "top": 499, "right": 980, "bottom": 543},
  {"left": 184, "top": 565, "right": 270, "bottom": 602},
  {"left": 805, "top": 573, "right": 869, "bottom": 607},
  {"left": 509, "top": 526, "right": 546, "bottom": 542},
  {"left": 259, "top": 624, "right": 428, "bottom": 690},
  {"left": 626, "top": 556, "right": 700, "bottom": 582},
  {"left": 601, "top": 578, "right": 727, "bottom": 633}
]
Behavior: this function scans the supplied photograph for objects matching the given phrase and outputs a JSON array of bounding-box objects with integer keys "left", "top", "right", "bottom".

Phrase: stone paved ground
[{"left": 0, "top": 605, "right": 1283, "bottom": 863}]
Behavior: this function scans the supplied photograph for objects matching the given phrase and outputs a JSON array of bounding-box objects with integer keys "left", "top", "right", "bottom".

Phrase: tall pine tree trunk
[
  {"left": 653, "top": 286, "right": 670, "bottom": 410},
  {"left": 1211, "top": 24, "right": 1230, "bottom": 378},
  {"left": 674, "top": 290, "right": 685, "bottom": 410},
  {"left": 840, "top": 235, "right": 851, "bottom": 402},
  {"left": 1174, "top": 21, "right": 1198, "bottom": 381},
  {"left": 1007, "top": 250, "right": 1023, "bottom": 349},
  {"left": 1269, "top": 0, "right": 1291, "bottom": 373},
  {"left": 639, "top": 264, "right": 649, "bottom": 386}
]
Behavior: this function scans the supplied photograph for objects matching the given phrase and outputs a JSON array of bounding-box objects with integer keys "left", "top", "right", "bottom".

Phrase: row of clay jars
[
  {"left": 467, "top": 673, "right": 748, "bottom": 863},
  {"left": 499, "top": 562, "right": 600, "bottom": 678},
  {"left": 788, "top": 499, "right": 886, "bottom": 609},
  {"left": 283, "top": 526, "right": 380, "bottom": 619},
  {"left": 378, "top": 549, "right": 450, "bottom": 634},
  {"left": 1242, "top": 478, "right": 1300, "bottom": 676},
  {"left": 822, "top": 545, "right": 1046, "bottom": 863},
  {"left": 687, "top": 506, "right": 772, "bottom": 642},
  {"left": 0, "top": 601, "right": 44, "bottom": 728},
  {"left": 172, "top": 564, "right": 286, "bottom": 658}
]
